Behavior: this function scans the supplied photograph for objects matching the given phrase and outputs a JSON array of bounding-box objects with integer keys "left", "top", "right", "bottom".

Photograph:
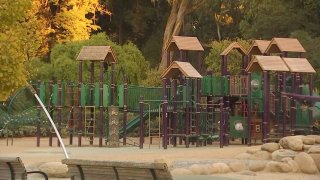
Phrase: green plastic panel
[
  {"left": 118, "top": 84, "right": 124, "bottom": 108},
  {"left": 229, "top": 116, "right": 248, "bottom": 138},
  {"left": 296, "top": 103, "right": 311, "bottom": 127},
  {"left": 103, "top": 84, "right": 110, "bottom": 107},
  {"left": 94, "top": 83, "right": 100, "bottom": 107},
  {"left": 80, "top": 84, "right": 89, "bottom": 106}
]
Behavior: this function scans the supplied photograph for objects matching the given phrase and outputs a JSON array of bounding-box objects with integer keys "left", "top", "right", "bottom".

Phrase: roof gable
[
  {"left": 166, "top": 36, "right": 204, "bottom": 51},
  {"left": 220, "top": 42, "right": 247, "bottom": 56},
  {"left": 246, "top": 56, "right": 289, "bottom": 72},
  {"left": 161, "top": 61, "right": 202, "bottom": 78},
  {"left": 264, "top": 38, "right": 306, "bottom": 54},
  {"left": 247, "top": 40, "right": 270, "bottom": 55},
  {"left": 76, "top": 46, "right": 117, "bottom": 62}
]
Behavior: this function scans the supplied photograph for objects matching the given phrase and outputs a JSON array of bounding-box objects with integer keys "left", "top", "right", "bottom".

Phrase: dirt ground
[{"left": 1, "top": 137, "right": 319, "bottom": 180}]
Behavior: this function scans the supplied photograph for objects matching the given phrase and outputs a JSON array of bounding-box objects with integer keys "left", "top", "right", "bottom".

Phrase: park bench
[
  {"left": 0, "top": 157, "right": 48, "bottom": 180},
  {"left": 62, "top": 159, "right": 173, "bottom": 180}
]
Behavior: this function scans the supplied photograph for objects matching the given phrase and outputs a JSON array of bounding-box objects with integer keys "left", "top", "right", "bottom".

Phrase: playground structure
[{"left": 1, "top": 36, "right": 320, "bottom": 149}]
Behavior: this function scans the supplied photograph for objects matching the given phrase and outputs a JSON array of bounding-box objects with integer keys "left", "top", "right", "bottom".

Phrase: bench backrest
[
  {"left": 0, "top": 157, "right": 27, "bottom": 180},
  {"left": 62, "top": 159, "right": 173, "bottom": 180}
]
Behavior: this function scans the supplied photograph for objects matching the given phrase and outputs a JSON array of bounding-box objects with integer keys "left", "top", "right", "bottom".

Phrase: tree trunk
[{"left": 159, "top": 0, "right": 189, "bottom": 69}]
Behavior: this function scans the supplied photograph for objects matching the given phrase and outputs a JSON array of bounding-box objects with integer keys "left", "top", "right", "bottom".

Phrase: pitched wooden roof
[
  {"left": 264, "top": 38, "right": 306, "bottom": 54},
  {"left": 76, "top": 46, "right": 116, "bottom": 62},
  {"left": 246, "top": 55, "right": 289, "bottom": 72},
  {"left": 282, "top": 58, "right": 316, "bottom": 73},
  {"left": 247, "top": 40, "right": 271, "bottom": 55},
  {"left": 161, "top": 61, "right": 202, "bottom": 78},
  {"left": 166, "top": 36, "right": 204, "bottom": 51},
  {"left": 220, "top": 42, "right": 247, "bottom": 56}
]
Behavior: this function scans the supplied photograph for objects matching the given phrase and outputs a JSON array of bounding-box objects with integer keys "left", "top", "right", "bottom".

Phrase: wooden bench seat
[
  {"left": 0, "top": 157, "right": 48, "bottom": 180},
  {"left": 62, "top": 159, "right": 173, "bottom": 180}
]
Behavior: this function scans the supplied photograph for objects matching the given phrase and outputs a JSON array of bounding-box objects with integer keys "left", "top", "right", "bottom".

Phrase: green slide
[{"left": 119, "top": 113, "right": 149, "bottom": 138}]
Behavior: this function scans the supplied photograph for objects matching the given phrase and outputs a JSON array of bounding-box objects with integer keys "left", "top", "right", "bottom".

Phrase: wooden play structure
[{"left": 4, "top": 36, "right": 320, "bottom": 149}]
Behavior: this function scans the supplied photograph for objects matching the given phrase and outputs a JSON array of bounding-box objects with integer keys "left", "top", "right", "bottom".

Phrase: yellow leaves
[{"left": 215, "top": 13, "right": 233, "bottom": 25}]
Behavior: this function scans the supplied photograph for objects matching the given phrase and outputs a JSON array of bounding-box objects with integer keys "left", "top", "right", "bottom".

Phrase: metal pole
[
  {"left": 69, "top": 82, "right": 74, "bottom": 145},
  {"left": 290, "top": 73, "right": 296, "bottom": 134},
  {"left": 282, "top": 72, "right": 286, "bottom": 137},
  {"left": 163, "top": 96, "right": 168, "bottom": 149},
  {"left": 172, "top": 79, "right": 177, "bottom": 146},
  {"left": 89, "top": 62, "right": 94, "bottom": 145}
]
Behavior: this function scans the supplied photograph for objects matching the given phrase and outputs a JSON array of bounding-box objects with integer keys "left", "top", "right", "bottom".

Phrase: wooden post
[
  {"left": 78, "top": 60, "right": 83, "bottom": 147},
  {"left": 57, "top": 80, "right": 62, "bottom": 147},
  {"left": 247, "top": 72, "right": 252, "bottom": 146},
  {"left": 166, "top": 50, "right": 170, "bottom": 67},
  {"left": 196, "top": 78, "right": 201, "bottom": 147},
  {"left": 49, "top": 80, "right": 54, "bottom": 146},
  {"left": 111, "top": 62, "right": 115, "bottom": 105},
  {"left": 123, "top": 74, "right": 128, "bottom": 145},
  {"left": 262, "top": 71, "right": 269, "bottom": 143},
  {"left": 220, "top": 97, "right": 224, "bottom": 148},
  {"left": 99, "top": 61, "right": 104, "bottom": 147},
  {"left": 282, "top": 72, "right": 286, "bottom": 137},
  {"left": 185, "top": 78, "right": 190, "bottom": 148},
  {"left": 172, "top": 79, "right": 177, "bottom": 146},
  {"left": 36, "top": 80, "right": 41, "bottom": 147},
  {"left": 139, "top": 96, "right": 144, "bottom": 149}
]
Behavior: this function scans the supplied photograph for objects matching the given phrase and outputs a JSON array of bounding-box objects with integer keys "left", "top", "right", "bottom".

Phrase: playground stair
[
  {"left": 190, "top": 112, "right": 197, "bottom": 134},
  {"left": 84, "top": 106, "right": 96, "bottom": 142}
]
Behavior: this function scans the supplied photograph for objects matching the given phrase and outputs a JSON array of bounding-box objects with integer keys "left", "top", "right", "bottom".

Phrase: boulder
[
  {"left": 154, "top": 158, "right": 173, "bottom": 169},
  {"left": 253, "top": 150, "right": 271, "bottom": 160},
  {"left": 272, "top": 149, "right": 298, "bottom": 161},
  {"left": 265, "top": 161, "right": 292, "bottom": 173},
  {"left": 246, "top": 148, "right": 260, "bottom": 154},
  {"left": 261, "top": 143, "right": 280, "bottom": 152},
  {"left": 235, "top": 153, "right": 255, "bottom": 160},
  {"left": 208, "top": 163, "right": 230, "bottom": 174},
  {"left": 228, "top": 162, "right": 246, "bottom": 172},
  {"left": 189, "top": 164, "right": 209, "bottom": 175},
  {"left": 280, "top": 157, "right": 292, "bottom": 163},
  {"left": 306, "top": 135, "right": 320, "bottom": 144},
  {"left": 248, "top": 161, "right": 266, "bottom": 172},
  {"left": 294, "top": 152, "right": 318, "bottom": 174},
  {"left": 240, "top": 170, "right": 257, "bottom": 176},
  {"left": 38, "top": 162, "right": 68, "bottom": 178},
  {"left": 308, "top": 145, "right": 320, "bottom": 154},
  {"left": 309, "top": 153, "right": 320, "bottom": 171},
  {"left": 279, "top": 136, "right": 303, "bottom": 151},
  {"left": 303, "top": 144, "right": 312, "bottom": 151},
  {"left": 171, "top": 168, "right": 193, "bottom": 176},
  {"left": 287, "top": 160, "right": 299, "bottom": 173},
  {"left": 302, "top": 137, "right": 315, "bottom": 145}
]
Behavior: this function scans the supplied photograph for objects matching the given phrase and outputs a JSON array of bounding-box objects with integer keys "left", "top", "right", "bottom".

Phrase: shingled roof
[
  {"left": 247, "top": 40, "right": 271, "bottom": 56},
  {"left": 161, "top": 61, "right": 202, "bottom": 79},
  {"left": 246, "top": 56, "right": 290, "bottom": 72},
  {"left": 76, "top": 46, "right": 116, "bottom": 62},
  {"left": 220, "top": 42, "right": 247, "bottom": 56},
  {"left": 165, "top": 36, "right": 204, "bottom": 51},
  {"left": 264, "top": 38, "right": 306, "bottom": 54},
  {"left": 282, "top": 58, "right": 316, "bottom": 73}
]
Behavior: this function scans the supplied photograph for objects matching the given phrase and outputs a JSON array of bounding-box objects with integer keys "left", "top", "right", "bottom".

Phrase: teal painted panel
[
  {"left": 103, "top": 84, "right": 110, "bottom": 107},
  {"left": 94, "top": 83, "right": 100, "bottom": 107},
  {"left": 118, "top": 84, "right": 124, "bottom": 108},
  {"left": 229, "top": 116, "right": 248, "bottom": 138}
]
